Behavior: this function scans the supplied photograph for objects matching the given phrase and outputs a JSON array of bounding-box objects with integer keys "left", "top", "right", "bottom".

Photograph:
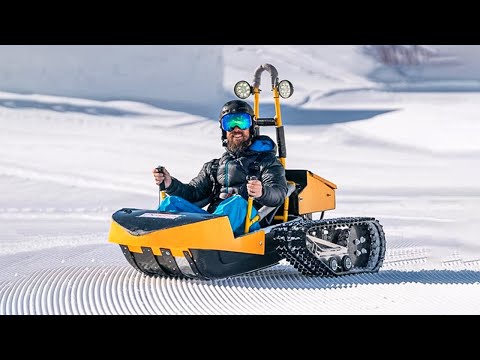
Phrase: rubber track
[{"left": 273, "top": 217, "right": 386, "bottom": 277}]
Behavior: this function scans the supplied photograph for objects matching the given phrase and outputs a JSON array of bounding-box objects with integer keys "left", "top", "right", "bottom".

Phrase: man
[{"left": 152, "top": 99, "right": 288, "bottom": 235}]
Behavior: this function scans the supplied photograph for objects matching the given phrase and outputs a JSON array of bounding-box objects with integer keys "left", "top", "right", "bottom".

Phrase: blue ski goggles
[{"left": 220, "top": 112, "right": 253, "bottom": 132}]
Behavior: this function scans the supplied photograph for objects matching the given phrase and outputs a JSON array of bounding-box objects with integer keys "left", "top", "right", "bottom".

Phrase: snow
[
  {"left": 1, "top": 45, "right": 479, "bottom": 315},
  {"left": 0, "top": 45, "right": 224, "bottom": 114}
]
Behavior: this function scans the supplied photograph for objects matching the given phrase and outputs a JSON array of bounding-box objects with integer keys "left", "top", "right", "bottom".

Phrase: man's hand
[
  {"left": 247, "top": 178, "right": 263, "bottom": 198},
  {"left": 153, "top": 167, "right": 172, "bottom": 188}
]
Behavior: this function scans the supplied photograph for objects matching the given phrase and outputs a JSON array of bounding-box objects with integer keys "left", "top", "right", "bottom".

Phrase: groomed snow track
[{"left": 1, "top": 251, "right": 480, "bottom": 315}]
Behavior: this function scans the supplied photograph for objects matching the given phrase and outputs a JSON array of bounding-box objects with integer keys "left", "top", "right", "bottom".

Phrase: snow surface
[{"left": 1, "top": 45, "right": 479, "bottom": 315}]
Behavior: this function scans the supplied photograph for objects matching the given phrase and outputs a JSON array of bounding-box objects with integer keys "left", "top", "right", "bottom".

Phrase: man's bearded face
[{"left": 226, "top": 128, "right": 251, "bottom": 153}]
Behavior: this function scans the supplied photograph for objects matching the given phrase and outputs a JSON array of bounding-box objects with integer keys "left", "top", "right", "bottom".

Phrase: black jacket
[{"left": 166, "top": 135, "right": 288, "bottom": 212}]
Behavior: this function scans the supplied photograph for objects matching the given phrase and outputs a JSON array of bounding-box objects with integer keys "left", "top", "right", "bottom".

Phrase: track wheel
[
  {"left": 328, "top": 257, "right": 340, "bottom": 272},
  {"left": 341, "top": 255, "right": 353, "bottom": 271}
]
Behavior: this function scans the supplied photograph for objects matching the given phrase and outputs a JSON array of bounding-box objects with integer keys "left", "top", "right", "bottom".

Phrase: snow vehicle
[{"left": 108, "top": 64, "right": 386, "bottom": 280}]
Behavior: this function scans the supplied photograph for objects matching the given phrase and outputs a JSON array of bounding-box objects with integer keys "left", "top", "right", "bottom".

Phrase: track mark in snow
[
  {"left": 0, "top": 234, "right": 108, "bottom": 256},
  {"left": 383, "top": 247, "right": 429, "bottom": 268},
  {"left": 1, "top": 263, "right": 479, "bottom": 315},
  {"left": 383, "top": 246, "right": 480, "bottom": 271}
]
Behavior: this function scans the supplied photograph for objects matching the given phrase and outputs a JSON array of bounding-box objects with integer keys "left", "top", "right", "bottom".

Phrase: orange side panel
[
  {"left": 298, "top": 172, "right": 337, "bottom": 214},
  {"left": 108, "top": 216, "right": 266, "bottom": 257}
]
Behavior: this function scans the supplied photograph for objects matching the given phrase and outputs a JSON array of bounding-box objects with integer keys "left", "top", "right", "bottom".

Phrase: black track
[{"left": 273, "top": 217, "right": 386, "bottom": 277}]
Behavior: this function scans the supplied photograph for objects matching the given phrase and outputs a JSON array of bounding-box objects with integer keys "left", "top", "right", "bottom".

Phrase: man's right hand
[{"left": 153, "top": 167, "right": 172, "bottom": 188}]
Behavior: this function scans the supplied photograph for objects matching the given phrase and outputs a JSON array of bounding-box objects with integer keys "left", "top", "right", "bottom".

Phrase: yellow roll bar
[{"left": 244, "top": 64, "right": 291, "bottom": 233}]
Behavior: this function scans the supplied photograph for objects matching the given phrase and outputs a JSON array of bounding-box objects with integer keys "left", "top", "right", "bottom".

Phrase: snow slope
[
  {"left": 1, "top": 45, "right": 479, "bottom": 315},
  {"left": 0, "top": 45, "right": 224, "bottom": 114}
]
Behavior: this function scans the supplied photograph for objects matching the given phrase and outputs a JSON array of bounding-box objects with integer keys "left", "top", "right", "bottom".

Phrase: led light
[
  {"left": 234, "top": 80, "right": 252, "bottom": 99},
  {"left": 278, "top": 80, "right": 294, "bottom": 99}
]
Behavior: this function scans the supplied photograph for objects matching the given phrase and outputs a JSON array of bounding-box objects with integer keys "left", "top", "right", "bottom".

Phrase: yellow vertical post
[
  {"left": 273, "top": 87, "right": 291, "bottom": 222},
  {"left": 244, "top": 87, "right": 262, "bottom": 234},
  {"left": 272, "top": 87, "right": 285, "bottom": 168},
  {"left": 253, "top": 88, "right": 260, "bottom": 119}
]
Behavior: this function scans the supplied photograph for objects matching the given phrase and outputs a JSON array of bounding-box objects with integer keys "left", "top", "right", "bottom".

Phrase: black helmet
[
  {"left": 219, "top": 100, "right": 257, "bottom": 145},
  {"left": 219, "top": 99, "right": 255, "bottom": 118}
]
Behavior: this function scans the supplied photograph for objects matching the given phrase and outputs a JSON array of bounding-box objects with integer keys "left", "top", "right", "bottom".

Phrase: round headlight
[
  {"left": 234, "top": 80, "right": 252, "bottom": 99},
  {"left": 278, "top": 80, "right": 294, "bottom": 99}
]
